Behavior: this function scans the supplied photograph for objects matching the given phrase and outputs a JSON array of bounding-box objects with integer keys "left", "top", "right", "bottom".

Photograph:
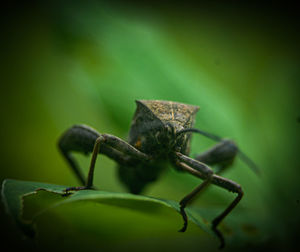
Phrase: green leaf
[
  {"left": 1, "top": 179, "right": 66, "bottom": 236},
  {"left": 1, "top": 179, "right": 214, "bottom": 239},
  {"left": 2, "top": 179, "right": 264, "bottom": 251}
]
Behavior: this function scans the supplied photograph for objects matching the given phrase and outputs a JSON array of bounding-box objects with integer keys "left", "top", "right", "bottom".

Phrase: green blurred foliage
[{"left": 1, "top": 1, "right": 299, "bottom": 251}]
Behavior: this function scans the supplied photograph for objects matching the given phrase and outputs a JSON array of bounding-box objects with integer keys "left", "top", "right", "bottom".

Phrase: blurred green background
[{"left": 1, "top": 1, "right": 299, "bottom": 251}]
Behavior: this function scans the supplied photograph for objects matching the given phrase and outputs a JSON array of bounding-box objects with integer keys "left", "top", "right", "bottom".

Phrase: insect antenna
[
  {"left": 176, "top": 128, "right": 222, "bottom": 141},
  {"left": 176, "top": 128, "right": 260, "bottom": 175},
  {"left": 236, "top": 149, "right": 260, "bottom": 175}
]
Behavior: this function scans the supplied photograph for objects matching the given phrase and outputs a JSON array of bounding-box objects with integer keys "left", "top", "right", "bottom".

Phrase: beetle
[{"left": 58, "top": 99, "right": 259, "bottom": 248}]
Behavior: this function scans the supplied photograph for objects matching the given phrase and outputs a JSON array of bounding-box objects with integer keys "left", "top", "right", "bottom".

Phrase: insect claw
[
  {"left": 62, "top": 191, "right": 72, "bottom": 197},
  {"left": 212, "top": 225, "right": 225, "bottom": 249},
  {"left": 178, "top": 206, "right": 188, "bottom": 232},
  {"left": 63, "top": 186, "right": 91, "bottom": 194},
  {"left": 178, "top": 224, "right": 187, "bottom": 233}
]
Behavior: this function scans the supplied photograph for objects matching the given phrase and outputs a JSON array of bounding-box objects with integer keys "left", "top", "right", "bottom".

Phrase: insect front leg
[
  {"left": 173, "top": 152, "right": 214, "bottom": 232},
  {"left": 195, "top": 139, "right": 238, "bottom": 174},
  {"left": 176, "top": 159, "right": 243, "bottom": 249},
  {"left": 58, "top": 125, "right": 150, "bottom": 192}
]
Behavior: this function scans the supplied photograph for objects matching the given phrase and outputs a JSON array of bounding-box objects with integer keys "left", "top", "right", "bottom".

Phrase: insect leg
[
  {"left": 58, "top": 124, "right": 150, "bottom": 191},
  {"left": 195, "top": 139, "right": 238, "bottom": 174},
  {"left": 58, "top": 125, "right": 100, "bottom": 185},
  {"left": 177, "top": 161, "right": 243, "bottom": 249},
  {"left": 181, "top": 128, "right": 259, "bottom": 175},
  {"left": 174, "top": 152, "right": 214, "bottom": 232},
  {"left": 84, "top": 133, "right": 150, "bottom": 189}
]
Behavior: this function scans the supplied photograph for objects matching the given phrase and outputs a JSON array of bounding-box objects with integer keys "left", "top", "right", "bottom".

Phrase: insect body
[
  {"left": 119, "top": 100, "right": 199, "bottom": 194},
  {"left": 58, "top": 100, "right": 258, "bottom": 248}
]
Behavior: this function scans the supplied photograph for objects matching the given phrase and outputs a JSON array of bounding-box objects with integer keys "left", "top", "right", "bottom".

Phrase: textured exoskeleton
[{"left": 59, "top": 100, "right": 258, "bottom": 249}]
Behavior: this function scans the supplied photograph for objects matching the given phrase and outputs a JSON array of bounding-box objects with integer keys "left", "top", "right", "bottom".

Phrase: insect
[{"left": 58, "top": 100, "right": 259, "bottom": 248}]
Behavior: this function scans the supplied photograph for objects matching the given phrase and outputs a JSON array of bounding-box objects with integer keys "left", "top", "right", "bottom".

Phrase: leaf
[
  {"left": 1, "top": 179, "right": 66, "bottom": 237},
  {"left": 1, "top": 179, "right": 214, "bottom": 240},
  {"left": 2, "top": 179, "right": 265, "bottom": 251}
]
